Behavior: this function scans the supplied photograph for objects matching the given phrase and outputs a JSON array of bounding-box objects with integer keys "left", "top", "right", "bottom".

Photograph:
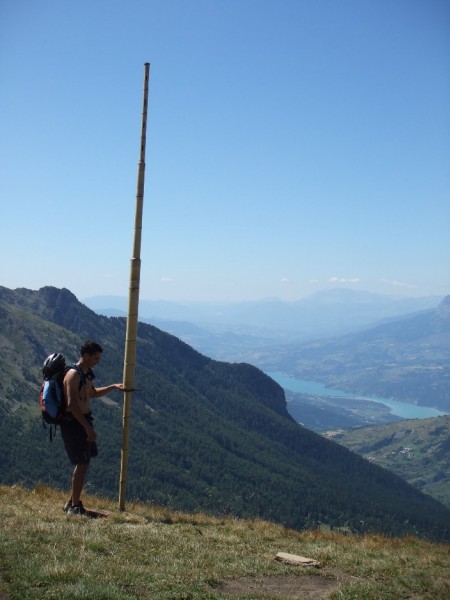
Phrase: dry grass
[{"left": 1, "top": 484, "right": 449, "bottom": 599}]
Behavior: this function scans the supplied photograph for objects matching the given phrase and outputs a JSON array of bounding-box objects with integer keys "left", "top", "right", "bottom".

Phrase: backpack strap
[
  {"left": 49, "top": 423, "right": 57, "bottom": 442},
  {"left": 41, "top": 411, "right": 58, "bottom": 442},
  {"left": 64, "top": 364, "right": 87, "bottom": 389},
  {"left": 42, "top": 417, "right": 56, "bottom": 441}
]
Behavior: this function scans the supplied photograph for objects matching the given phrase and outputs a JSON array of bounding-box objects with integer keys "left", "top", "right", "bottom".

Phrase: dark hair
[{"left": 80, "top": 341, "right": 103, "bottom": 356}]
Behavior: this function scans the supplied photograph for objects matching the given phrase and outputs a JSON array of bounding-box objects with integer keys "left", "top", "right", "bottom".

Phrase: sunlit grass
[{"left": 1, "top": 484, "right": 449, "bottom": 599}]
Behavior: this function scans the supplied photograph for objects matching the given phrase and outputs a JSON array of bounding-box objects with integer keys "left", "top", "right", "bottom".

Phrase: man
[{"left": 61, "top": 340, "right": 124, "bottom": 515}]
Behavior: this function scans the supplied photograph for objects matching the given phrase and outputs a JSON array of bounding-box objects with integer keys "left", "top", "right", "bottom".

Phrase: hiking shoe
[
  {"left": 67, "top": 501, "right": 86, "bottom": 516},
  {"left": 64, "top": 499, "right": 86, "bottom": 513}
]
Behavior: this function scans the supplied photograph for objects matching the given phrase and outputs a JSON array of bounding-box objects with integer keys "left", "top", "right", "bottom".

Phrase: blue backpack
[{"left": 39, "top": 353, "right": 84, "bottom": 439}]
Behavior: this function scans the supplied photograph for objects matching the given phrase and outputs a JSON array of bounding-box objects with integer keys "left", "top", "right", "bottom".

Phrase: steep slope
[
  {"left": 1, "top": 285, "right": 450, "bottom": 541},
  {"left": 248, "top": 296, "right": 450, "bottom": 411}
]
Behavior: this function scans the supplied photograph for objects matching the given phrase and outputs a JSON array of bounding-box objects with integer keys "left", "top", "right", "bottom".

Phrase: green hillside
[
  {"left": 330, "top": 415, "right": 450, "bottom": 509},
  {"left": 1, "top": 285, "right": 450, "bottom": 542}
]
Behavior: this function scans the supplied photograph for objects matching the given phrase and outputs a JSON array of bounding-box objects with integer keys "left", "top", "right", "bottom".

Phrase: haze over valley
[{"left": 85, "top": 289, "right": 450, "bottom": 428}]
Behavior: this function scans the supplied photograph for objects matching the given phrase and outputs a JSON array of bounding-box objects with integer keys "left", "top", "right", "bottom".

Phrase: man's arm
[{"left": 90, "top": 383, "right": 125, "bottom": 398}]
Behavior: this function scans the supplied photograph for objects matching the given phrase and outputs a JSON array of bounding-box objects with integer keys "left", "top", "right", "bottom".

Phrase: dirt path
[{"left": 212, "top": 568, "right": 370, "bottom": 599}]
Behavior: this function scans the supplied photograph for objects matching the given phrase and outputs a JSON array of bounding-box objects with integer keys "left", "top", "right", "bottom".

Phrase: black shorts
[{"left": 60, "top": 413, "right": 98, "bottom": 465}]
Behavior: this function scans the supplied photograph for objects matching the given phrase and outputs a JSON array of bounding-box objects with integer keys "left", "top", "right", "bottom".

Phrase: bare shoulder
[{"left": 64, "top": 367, "right": 81, "bottom": 385}]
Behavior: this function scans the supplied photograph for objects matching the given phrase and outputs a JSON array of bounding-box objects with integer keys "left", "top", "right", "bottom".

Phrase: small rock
[{"left": 275, "top": 552, "right": 321, "bottom": 567}]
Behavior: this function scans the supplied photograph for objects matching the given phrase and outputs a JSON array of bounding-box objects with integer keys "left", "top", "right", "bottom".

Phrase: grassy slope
[
  {"left": 331, "top": 415, "right": 450, "bottom": 509},
  {"left": 1, "top": 485, "right": 449, "bottom": 600}
]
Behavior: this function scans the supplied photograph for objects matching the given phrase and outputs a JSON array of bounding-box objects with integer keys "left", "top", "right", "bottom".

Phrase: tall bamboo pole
[{"left": 119, "top": 62, "right": 150, "bottom": 511}]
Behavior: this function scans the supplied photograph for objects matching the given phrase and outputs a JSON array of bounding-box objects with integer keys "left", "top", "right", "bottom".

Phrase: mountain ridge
[
  {"left": 84, "top": 289, "right": 443, "bottom": 342},
  {"left": 1, "top": 285, "right": 450, "bottom": 541}
]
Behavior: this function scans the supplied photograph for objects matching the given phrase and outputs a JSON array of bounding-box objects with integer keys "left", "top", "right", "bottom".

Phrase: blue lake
[{"left": 267, "top": 371, "right": 447, "bottom": 420}]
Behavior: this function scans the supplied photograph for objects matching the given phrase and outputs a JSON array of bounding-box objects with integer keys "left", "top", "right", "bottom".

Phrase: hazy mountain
[
  {"left": 329, "top": 415, "right": 450, "bottom": 509},
  {"left": 246, "top": 296, "right": 450, "bottom": 412},
  {"left": 1, "top": 285, "right": 450, "bottom": 541},
  {"left": 84, "top": 289, "right": 442, "bottom": 343}
]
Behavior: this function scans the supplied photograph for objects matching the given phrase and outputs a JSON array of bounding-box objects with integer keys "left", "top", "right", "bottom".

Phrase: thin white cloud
[
  {"left": 328, "top": 277, "right": 361, "bottom": 284},
  {"left": 280, "top": 278, "right": 290, "bottom": 284},
  {"left": 161, "top": 277, "right": 174, "bottom": 283},
  {"left": 381, "top": 279, "right": 417, "bottom": 289}
]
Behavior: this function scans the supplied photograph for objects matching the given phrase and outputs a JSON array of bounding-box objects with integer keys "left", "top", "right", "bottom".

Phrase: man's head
[{"left": 80, "top": 341, "right": 103, "bottom": 368}]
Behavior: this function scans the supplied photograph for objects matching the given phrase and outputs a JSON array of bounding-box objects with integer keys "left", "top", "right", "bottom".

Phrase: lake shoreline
[{"left": 267, "top": 371, "right": 447, "bottom": 420}]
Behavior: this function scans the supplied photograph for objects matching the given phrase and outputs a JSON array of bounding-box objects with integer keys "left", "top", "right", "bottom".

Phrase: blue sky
[{"left": 1, "top": 0, "right": 449, "bottom": 301}]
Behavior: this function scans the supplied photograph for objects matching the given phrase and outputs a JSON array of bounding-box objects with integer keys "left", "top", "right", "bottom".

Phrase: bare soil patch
[{"left": 213, "top": 567, "right": 365, "bottom": 599}]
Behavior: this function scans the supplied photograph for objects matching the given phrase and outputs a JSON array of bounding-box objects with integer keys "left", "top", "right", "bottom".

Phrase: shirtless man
[{"left": 61, "top": 341, "right": 124, "bottom": 515}]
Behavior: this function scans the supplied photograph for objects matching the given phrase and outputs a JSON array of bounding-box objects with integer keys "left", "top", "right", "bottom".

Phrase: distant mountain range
[
  {"left": 248, "top": 296, "right": 450, "bottom": 412},
  {"left": 84, "top": 289, "right": 442, "bottom": 344},
  {"left": 1, "top": 285, "right": 450, "bottom": 541}
]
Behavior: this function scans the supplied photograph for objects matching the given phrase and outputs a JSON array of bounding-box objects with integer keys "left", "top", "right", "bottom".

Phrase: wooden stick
[{"left": 119, "top": 63, "right": 150, "bottom": 511}]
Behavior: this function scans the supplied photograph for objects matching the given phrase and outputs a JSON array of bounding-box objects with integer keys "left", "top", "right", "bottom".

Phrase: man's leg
[{"left": 71, "top": 462, "right": 89, "bottom": 507}]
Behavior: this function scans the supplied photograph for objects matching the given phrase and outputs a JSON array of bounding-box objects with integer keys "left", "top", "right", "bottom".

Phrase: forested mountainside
[
  {"left": 1, "top": 285, "right": 450, "bottom": 541},
  {"left": 331, "top": 415, "right": 450, "bottom": 509}
]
